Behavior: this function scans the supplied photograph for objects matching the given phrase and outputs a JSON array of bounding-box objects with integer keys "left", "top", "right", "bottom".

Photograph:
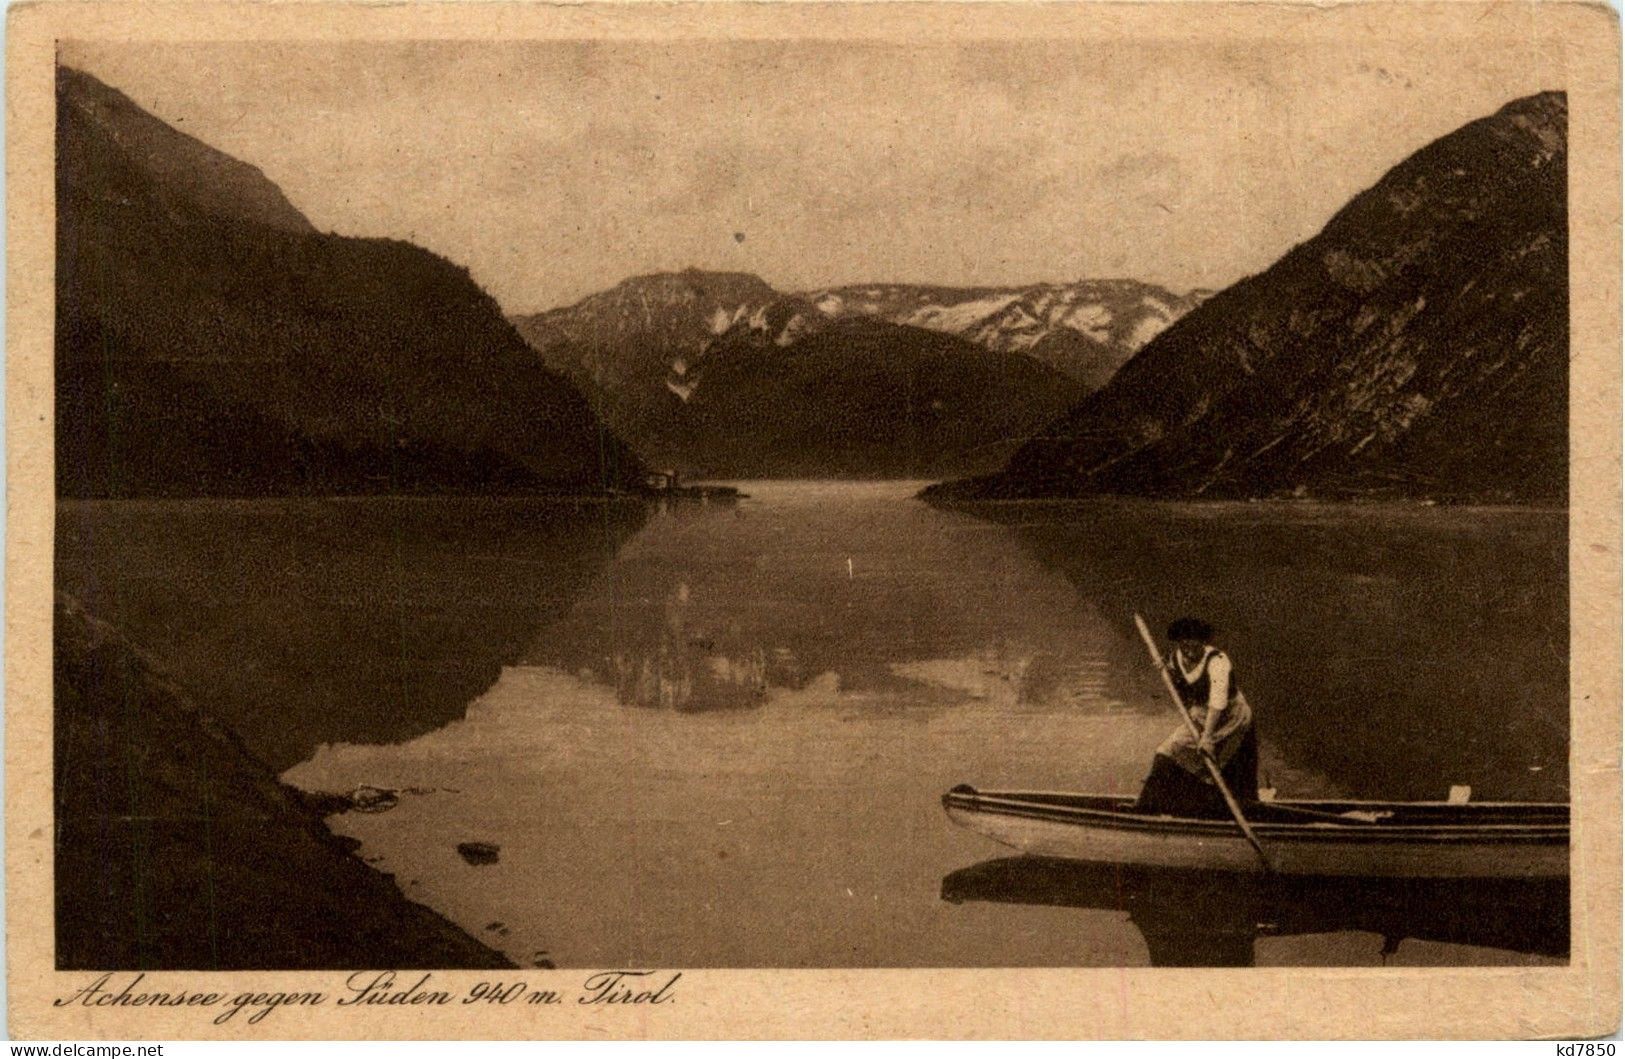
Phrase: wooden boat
[{"left": 941, "top": 785, "right": 1569, "bottom": 878}]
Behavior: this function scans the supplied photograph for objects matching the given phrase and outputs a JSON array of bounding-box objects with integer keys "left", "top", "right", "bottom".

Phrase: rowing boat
[{"left": 941, "top": 785, "right": 1569, "bottom": 878}]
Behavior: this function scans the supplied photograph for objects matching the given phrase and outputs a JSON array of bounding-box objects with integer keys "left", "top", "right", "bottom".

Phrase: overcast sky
[{"left": 62, "top": 38, "right": 1563, "bottom": 314}]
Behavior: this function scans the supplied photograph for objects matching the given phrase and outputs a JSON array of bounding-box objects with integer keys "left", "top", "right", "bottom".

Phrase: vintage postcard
[{"left": 6, "top": 0, "right": 1620, "bottom": 1040}]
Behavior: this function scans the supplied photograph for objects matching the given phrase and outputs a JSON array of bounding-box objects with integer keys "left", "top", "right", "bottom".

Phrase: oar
[{"left": 1133, "top": 613, "right": 1276, "bottom": 873}]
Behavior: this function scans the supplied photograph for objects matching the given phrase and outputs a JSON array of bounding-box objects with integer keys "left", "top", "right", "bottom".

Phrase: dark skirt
[{"left": 1133, "top": 725, "right": 1259, "bottom": 817}]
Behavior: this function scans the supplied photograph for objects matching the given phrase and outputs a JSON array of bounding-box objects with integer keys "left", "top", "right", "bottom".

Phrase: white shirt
[{"left": 1174, "top": 647, "right": 1232, "bottom": 715}]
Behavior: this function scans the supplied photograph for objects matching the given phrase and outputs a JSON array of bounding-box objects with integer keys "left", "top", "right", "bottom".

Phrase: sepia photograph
[{"left": 8, "top": 0, "right": 1620, "bottom": 1041}]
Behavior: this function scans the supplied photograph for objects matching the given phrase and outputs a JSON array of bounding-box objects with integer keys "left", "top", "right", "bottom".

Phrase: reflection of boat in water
[
  {"left": 941, "top": 857, "right": 1569, "bottom": 966},
  {"left": 942, "top": 787, "right": 1568, "bottom": 878}
]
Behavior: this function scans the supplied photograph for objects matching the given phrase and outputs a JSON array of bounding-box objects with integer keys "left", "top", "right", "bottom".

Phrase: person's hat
[{"left": 1166, "top": 617, "right": 1214, "bottom": 642}]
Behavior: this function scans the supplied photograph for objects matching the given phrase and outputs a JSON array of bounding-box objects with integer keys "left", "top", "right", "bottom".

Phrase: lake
[
  {"left": 56, "top": 495, "right": 649, "bottom": 771},
  {"left": 262, "top": 481, "right": 1569, "bottom": 968}
]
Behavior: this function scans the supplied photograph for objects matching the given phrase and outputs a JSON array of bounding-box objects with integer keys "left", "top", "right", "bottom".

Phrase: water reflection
[
  {"left": 523, "top": 482, "right": 1153, "bottom": 718},
  {"left": 610, "top": 579, "right": 771, "bottom": 710},
  {"left": 952, "top": 499, "right": 1569, "bottom": 802},
  {"left": 942, "top": 857, "right": 1569, "bottom": 966},
  {"left": 278, "top": 484, "right": 1569, "bottom": 966},
  {"left": 57, "top": 496, "right": 649, "bottom": 769}
]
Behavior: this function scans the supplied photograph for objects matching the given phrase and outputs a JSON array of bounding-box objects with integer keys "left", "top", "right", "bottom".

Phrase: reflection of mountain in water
[
  {"left": 610, "top": 579, "right": 770, "bottom": 711},
  {"left": 57, "top": 497, "right": 648, "bottom": 769},
  {"left": 520, "top": 484, "right": 1156, "bottom": 717},
  {"left": 276, "top": 484, "right": 1564, "bottom": 968},
  {"left": 942, "top": 857, "right": 1569, "bottom": 967},
  {"left": 951, "top": 499, "right": 1568, "bottom": 802}
]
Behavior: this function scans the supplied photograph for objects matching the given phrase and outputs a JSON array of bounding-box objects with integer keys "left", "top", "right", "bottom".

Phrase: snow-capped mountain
[
  {"left": 510, "top": 271, "right": 833, "bottom": 467},
  {"left": 511, "top": 272, "right": 1206, "bottom": 420},
  {"left": 669, "top": 295, "right": 827, "bottom": 401},
  {"left": 510, "top": 269, "right": 1091, "bottom": 477},
  {"left": 802, "top": 280, "right": 1210, "bottom": 389},
  {"left": 513, "top": 268, "right": 785, "bottom": 399}
]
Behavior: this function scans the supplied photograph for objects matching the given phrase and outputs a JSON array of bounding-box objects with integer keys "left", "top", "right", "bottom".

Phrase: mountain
[
  {"left": 674, "top": 314, "right": 1086, "bottom": 478},
  {"left": 929, "top": 92, "right": 1568, "bottom": 505},
  {"left": 515, "top": 268, "right": 782, "bottom": 390},
  {"left": 57, "top": 66, "right": 642, "bottom": 497},
  {"left": 55, "top": 593, "right": 514, "bottom": 969},
  {"left": 512, "top": 269, "right": 790, "bottom": 466},
  {"left": 510, "top": 271, "right": 1146, "bottom": 476},
  {"left": 803, "top": 280, "right": 1209, "bottom": 389}
]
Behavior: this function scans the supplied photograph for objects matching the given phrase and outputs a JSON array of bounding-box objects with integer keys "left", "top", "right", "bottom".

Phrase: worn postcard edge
[{"left": 5, "top": 0, "right": 1620, "bottom": 1041}]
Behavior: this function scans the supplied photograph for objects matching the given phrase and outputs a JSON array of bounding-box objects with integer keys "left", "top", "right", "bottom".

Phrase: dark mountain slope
[
  {"left": 512, "top": 269, "right": 784, "bottom": 466},
  {"left": 55, "top": 593, "right": 514, "bottom": 969},
  {"left": 516, "top": 268, "right": 781, "bottom": 391},
  {"left": 676, "top": 315, "right": 1087, "bottom": 478},
  {"left": 57, "top": 66, "right": 641, "bottom": 496},
  {"left": 513, "top": 270, "right": 1086, "bottom": 476},
  {"left": 931, "top": 92, "right": 1568, "bottom": 504},
  {"left": 59, "top": 65, "right": 314, "bottom": 235}
]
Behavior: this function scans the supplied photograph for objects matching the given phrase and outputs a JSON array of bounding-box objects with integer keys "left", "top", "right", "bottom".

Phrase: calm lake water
[
  {"left": 57, "top": 496, "right": 648, "bottom": 771},
  {"left": 275, "top": 481, "right": 1568, "bottom": 968}
]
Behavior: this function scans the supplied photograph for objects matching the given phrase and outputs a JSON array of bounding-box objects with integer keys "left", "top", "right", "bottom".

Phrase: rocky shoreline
[{"left": 54, "top": 593, "right": 514, "bottom": 970}]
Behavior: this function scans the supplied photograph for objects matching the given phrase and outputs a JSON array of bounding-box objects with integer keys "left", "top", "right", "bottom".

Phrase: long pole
[{"left": 1133, "top": 613, "right": 1275, "bottom": 873}]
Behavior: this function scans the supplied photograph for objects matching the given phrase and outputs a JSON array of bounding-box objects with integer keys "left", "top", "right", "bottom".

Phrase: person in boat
[{"left": 1134, "top": 617, "right": 1259, "bottom": 816}]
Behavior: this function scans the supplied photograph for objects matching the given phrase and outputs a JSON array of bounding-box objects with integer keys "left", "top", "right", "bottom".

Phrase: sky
[{"left": 61, "top": 38, "right": 1566, "bottom": 314}]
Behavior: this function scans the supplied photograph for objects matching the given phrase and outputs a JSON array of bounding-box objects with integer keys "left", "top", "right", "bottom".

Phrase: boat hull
[{"left": 943, "top": 788, "right": 1569, "bottom": 878}]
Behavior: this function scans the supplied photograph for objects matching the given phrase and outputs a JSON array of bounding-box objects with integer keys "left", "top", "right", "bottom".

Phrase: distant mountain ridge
[
  {"left": 517, "top": 269, "right": 780, "bottom": 393},
  {"left": 509, "top": 270, "right": 1201, "bottom": 476},
  {"left": 929, "top": 91, "right": 1569, "bottom": 505},
  {"left": 512, "top": 269, "right": 1089, "bottom": 477},
  {"left": 675, "top": 313, "right": 1087, "bottom": 478},
  {"left": 802, "top": 280, "right": 1209, "bottom": 389},
  {"left": 513, "top": 272, "right": 1204, "bottom": 394},
  {"left": 57, "top": 66, "right": 642, "bottom": 497}
]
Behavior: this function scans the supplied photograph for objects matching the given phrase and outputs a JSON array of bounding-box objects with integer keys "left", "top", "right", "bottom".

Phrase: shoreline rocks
[{"left": 54, "top": 593, "right": 515, "bottom": 970}]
